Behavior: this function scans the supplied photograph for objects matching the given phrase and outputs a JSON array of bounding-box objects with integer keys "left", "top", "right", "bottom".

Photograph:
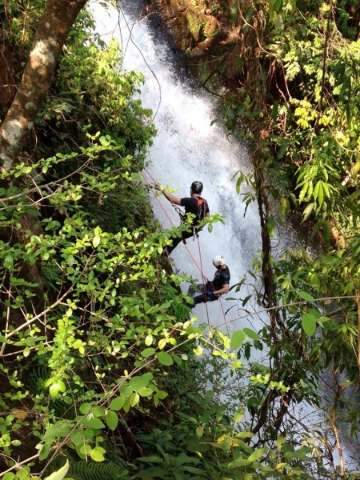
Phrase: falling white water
[
  {"left": 90, "top": 0, "right": 264, "bottom": 334},
  {"left": 90, "top": 1, "right": 360, "bottom": 471}
]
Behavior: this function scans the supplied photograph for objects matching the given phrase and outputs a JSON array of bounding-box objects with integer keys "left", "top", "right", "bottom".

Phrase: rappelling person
[
  {"left": 192, "top": 256, "right": 230, "bottom": 305},
  {"left": 191, "top": 256, "right": 230, "bottom": 305},
  {"left": 155, "top": 181, "right": 209, "bottom": 254}
]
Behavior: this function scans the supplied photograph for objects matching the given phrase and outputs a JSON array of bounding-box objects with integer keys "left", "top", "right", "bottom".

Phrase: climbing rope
[
  {"left": 196, "top": 235, "right": 211, "bottom": 327},
  {"left": 143, "top": 169, "right": 229, "bottom": 329},
  {"left": 219, "top": 297, "right": 230, "bottom": 336},
  {"left": 143, "top": 170, "right": 204, "bottom": 276}
]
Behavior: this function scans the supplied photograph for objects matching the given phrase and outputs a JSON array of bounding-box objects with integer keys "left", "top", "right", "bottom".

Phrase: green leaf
[
  {"left": 90, "top": 446, "right": 106, "bottom": 462},
  {"left": 17, "top": 469, "right": 31, "bottom": 480},
  {"left": 271, "top": 0, "right": 283, "bottom": 12},
  {"left": 301, "top": 310, "right": 319, "bottom": 336},
  {"left": 316, "top": 181, "right": 324, "bottom": 207},
  {"left": 303, "top": 202, "right": 315, "bottom": 220},
  {"left": 158, "top": 338, "right": 167, "bottom": 350},
  {"left": 237, "top": 431, "right": 253, "bottom": 439},
  {"left": 49, "top": 380, "right": 66, "bottom": 399},
  {"left": 110, "top": 395, "right": 125, "bottom": 411},
  {"left": 138, "top": 386, "right": 153, "bottom": 397},
  {"left": 196, "top": 425, "right": 204, "bottom": 438},
  {"left": 129, "top": 373, "right": 153, "bottom": 392},
  {"left": 44, "top": 460, "right": 69, "bottom": 480},
  {"left": 157, "top": 351, "right": 173, "bottom": 366},
  {"left": 79, "top": 403, "right": 92, "bottom": 415},
  {"left": 298, "top": 290, "right": 314, "bottom": 301},
  {"left": 92, "top": 235, "right": 101, "bottom": 248},
  {"left": 243, "top": 328, "right": 259, "bottom": 340},
  {"left": 228, "top": 455, "right": 249, "bottom": 469},
  {"left": 81, "top": 416, "right": 105, "bottom": 429},
  {"left": 141, "top": 347, "right": 155, "bottom": 358},
  {"left": 129, "top": 392, "right": 140, "bottom": 407},
  {"left": 193, "top": 345, "right": 203, "bottom": 356},
  {"left": 230, "top": 330, "right": 246, "bottom": 349},
  {"left": 3, "top": 474, "right": 16, "bottom": 480},
  {"left": 92, "top": 406, "right": 105, "bottom": 417},
  {"left": 39, "top": 443, "right": 51, "bottom": 461},
  {"left": 70, "top": 431, "right": 86, "bottom": 446},
  {"left": 138, "top": 455, "right": 163, "bottom": 463},
  {"left": 247, "top": 447, "right": 265, "bottom": 463},
  {"left": 79, "top": 443, "right": 92, "bottom": 457},
  {"left": 145, "top": 334, "right": 153, "bottom": 346},
  {"left": 236, "top": 175, "right": 242, "bottom": 194},
  {"left": 105, "top": 410, "right": 118, "bottom": 431}
]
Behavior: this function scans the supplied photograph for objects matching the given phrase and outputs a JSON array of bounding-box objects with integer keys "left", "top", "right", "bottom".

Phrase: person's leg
[
  {"left": 165, "top": 235, "right": 182, "bottom": 255},
  {"left": 187, "top": 282, "right": 203, "bottom": 296},
  {"left": 181, "top": 229, "right": 194, "bottom": 244},
  {"left": 165, "top": 228, "right": 193, "bottom": 255},
  {"left": 193, "top": 291, "right": 218, "bottom": 305},
  {"left": 207, "top": 292, "right": 218, "bottom": 302},
  {"left": 193, "top": 292, "right": 208, "bottom": 305}
]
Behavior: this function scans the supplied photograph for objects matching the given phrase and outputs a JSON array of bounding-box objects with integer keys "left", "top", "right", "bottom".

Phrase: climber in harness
[
  {"left": 155, "top": 180, "right": 209, "bottom": 254},
  {"left": 192, "top": 256, "right": 230, "bottom": 305}
]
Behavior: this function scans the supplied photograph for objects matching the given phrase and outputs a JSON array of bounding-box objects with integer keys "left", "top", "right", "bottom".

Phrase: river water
[{"left": 91, "top": 0, "right": 359, "bottom": 473}]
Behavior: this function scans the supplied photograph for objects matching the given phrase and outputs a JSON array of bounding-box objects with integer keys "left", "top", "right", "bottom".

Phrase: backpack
[{"left": 195, "top": 196, "right": 209, "bottom": 222}]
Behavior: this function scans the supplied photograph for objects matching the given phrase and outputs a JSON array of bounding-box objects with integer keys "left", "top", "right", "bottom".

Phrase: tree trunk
[
  {"left": 0, "top": 0, "right": 88, "bottom": 316},
  {"left": 0, "top": 0, "right": 87, "bottom": 172}
]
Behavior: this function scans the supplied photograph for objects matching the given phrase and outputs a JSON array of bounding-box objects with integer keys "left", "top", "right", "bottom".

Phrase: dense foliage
[
  {"left": 206, "top": 0, "right": 360, "bottom": 474},
  {"left": 214, "top": 0, "right": 360, "bottom": 473}
]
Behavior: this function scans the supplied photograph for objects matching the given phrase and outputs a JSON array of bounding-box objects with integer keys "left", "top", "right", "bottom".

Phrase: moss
[
  {"left": 186, "top": 8, "right": 218, "bottom": 42},
  {"left": 185, "top": 10, "right": 203, "bottom": 41},
  {"left": 203, "top": 15, "right": 218, "bottom": 38}
]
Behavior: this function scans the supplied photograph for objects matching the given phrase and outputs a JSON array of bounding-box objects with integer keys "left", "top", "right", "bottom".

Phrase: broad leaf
[
  {"left": 231, "top": 330, "right": 246, "bottom": 349},
  {"left": 90, "top": 446, "right": 106, "bottom": 462},
  {"left": 157, "top": 351, "right": 173, "bottom": 366},
  {"left": 301, "top": 310, "right": 319, "bottom": 336},
  {"left": 105, "top": 410, "right": 118, "bottom": 431},
  {"left": 44, "top": 460, "right": 69, "bottom": 480}
]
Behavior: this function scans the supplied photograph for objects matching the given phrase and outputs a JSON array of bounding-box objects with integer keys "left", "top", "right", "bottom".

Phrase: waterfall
[{"left": 91, "top": 0, "right": 265, "bottom": 333}]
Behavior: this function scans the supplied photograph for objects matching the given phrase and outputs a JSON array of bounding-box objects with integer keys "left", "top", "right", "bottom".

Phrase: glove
[{"left": 154, "top": 182, "right": 164, "bottom": 192}]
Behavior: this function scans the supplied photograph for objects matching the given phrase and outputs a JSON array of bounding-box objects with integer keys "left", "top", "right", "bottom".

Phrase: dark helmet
[{"left": 191, "top": 181, "right": 203, "bottom": 194}]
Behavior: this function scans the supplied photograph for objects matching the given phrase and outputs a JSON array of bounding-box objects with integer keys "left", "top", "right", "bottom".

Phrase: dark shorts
[
  {"left": 193, "top": 282, "right": 218, "bottom": 305},
  {"left": 165, "top": 224, "right": 202, "bottom": 254}
]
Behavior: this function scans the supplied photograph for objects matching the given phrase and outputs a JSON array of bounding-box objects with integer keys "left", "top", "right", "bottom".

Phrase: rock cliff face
[
  {"left": 149, "top": 0, "right": 220, "bottom": 50},
  {"left": 146, "top": 0, "right": 268, "bottom": 102},
  {"left": 147, "top": 0, "right": 250, "bottom": 87}
]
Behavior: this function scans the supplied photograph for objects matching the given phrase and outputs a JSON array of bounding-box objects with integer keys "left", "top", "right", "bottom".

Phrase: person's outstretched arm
[{"left": 155, "top": 183, "right": 181, "bottom": 205}]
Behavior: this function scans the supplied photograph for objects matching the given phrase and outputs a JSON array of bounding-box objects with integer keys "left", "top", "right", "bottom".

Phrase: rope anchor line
[{"left": 143, "top": 169, "right": 229, "bottom": 328}]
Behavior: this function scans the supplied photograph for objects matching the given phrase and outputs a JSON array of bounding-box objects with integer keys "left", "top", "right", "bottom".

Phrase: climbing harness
[{"left": 173, "top": 196, "right": 209, "bottom": 245}]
